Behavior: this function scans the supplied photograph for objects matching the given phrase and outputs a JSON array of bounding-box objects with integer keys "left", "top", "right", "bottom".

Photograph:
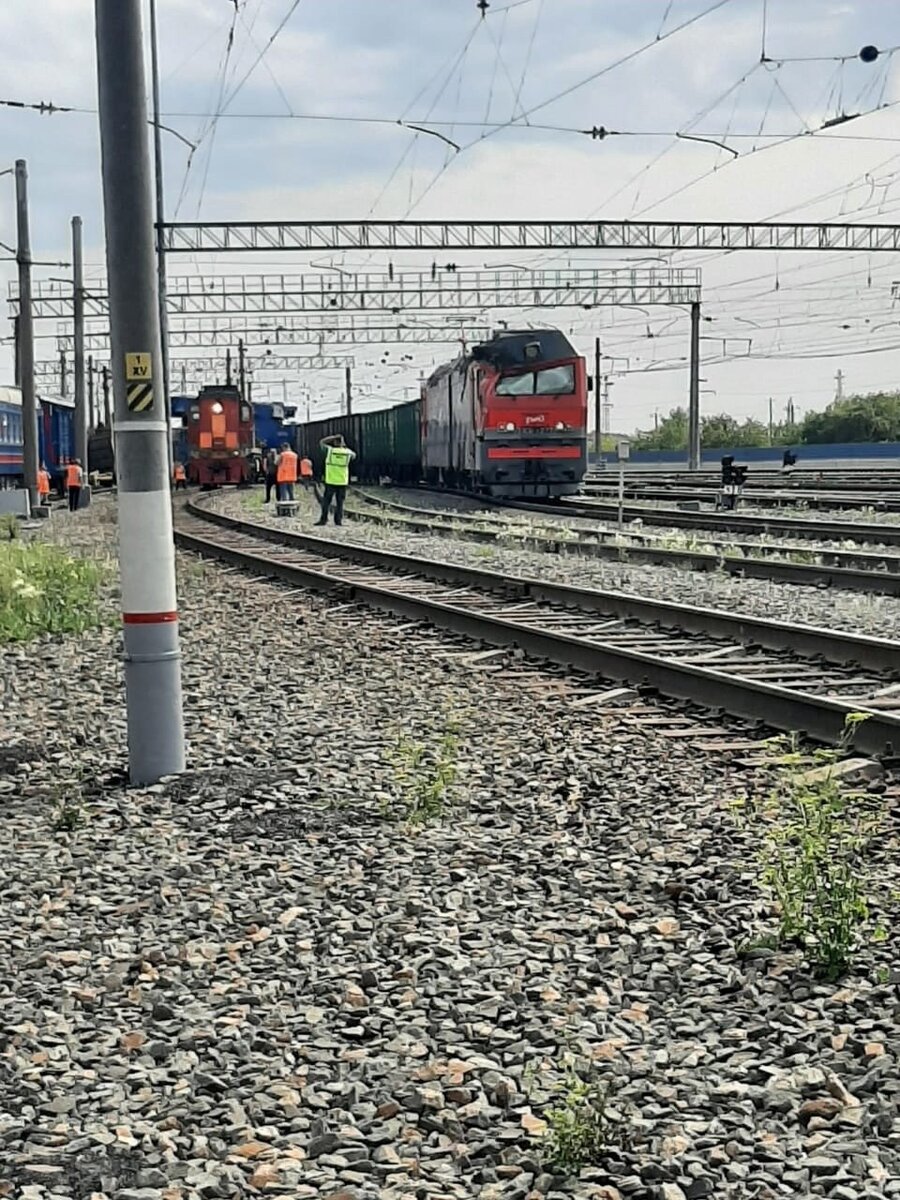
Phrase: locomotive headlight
[
  {"left": 555, "top": 421, "right": 566, "bottom": 430},
  {"left": 503, "top": 422, "right": 515, "bottom": 431},
  {"left": 211, "top": 402, "right": 224, "bottom": 414}
]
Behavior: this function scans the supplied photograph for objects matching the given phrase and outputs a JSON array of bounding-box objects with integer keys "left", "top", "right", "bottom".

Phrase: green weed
[
  {"left": 0, "top": 514, "right": 19, "bottom": 541},
  {"left": 527, "top": 1048, "right": 627, "bottom": 1175},
  {"left": 49, "top": 764, "right": 88, "bottom": 833},
  {"left": 0, "top": 542, "right": 106, "bottom": 644},
  {"left": 386, "top": 725, "right": 459, "bottom": 824},
  {"left": 750, "top": 717, "right": 881, "bottom": 980}
]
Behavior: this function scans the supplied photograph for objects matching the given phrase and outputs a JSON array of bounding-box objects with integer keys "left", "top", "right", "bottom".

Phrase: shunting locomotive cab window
[{"left": 495, "top": 364, "right": 576, "bottom": 396}]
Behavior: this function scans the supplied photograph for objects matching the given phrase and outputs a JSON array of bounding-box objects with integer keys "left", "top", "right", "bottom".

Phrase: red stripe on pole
[{"left": 122, "top": 611, "right": 179, "bottom": 624}]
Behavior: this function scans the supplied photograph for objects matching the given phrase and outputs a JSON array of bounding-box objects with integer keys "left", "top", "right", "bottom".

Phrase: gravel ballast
[
  {"left": 214, "top": 490, "right": 900, "bottom": 640},
  {"left": 2, "top": 499, "right": 899, "bottom": 1200}
]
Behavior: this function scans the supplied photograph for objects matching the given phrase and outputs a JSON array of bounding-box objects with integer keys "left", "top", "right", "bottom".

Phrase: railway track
[
  {"left": 177, "top": 497, "right": 900, "bottom": 756},
  {"left": 448, "top": 489, "right": 900, "bottom": 547},
  {"left": 351, "top": 490, "right": 900, "bottom": 595},
  {"left": 583, "top": 481, "right": 900, "bottom": 512}
]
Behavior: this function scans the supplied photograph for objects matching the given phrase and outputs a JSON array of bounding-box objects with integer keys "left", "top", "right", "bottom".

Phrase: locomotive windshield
[{"left": 495, "top": 364, "right": 576, "bottom": 396}]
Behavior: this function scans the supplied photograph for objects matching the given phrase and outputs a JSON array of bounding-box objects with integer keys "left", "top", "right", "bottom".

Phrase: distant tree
[
  {"left": 632, "top": 407, "right": 688, "bottom": 450},
  {"left": 631, "top": 394, "right": 900, "bottom": 453},
  {"left": 800, "top": 392, "right": 900, "bottom": 443}
]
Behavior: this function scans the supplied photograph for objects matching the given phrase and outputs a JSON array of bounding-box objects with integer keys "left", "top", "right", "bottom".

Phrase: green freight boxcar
[{"left": 293, "top": 400, "right": 422, "bottom": 484}]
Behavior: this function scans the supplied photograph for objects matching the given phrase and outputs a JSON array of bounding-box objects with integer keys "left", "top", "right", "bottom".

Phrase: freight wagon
[{"left": 294, "top": 399, "right": 421, "bottom": 484}]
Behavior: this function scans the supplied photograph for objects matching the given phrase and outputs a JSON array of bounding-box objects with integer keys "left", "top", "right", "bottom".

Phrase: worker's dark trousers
[
  {"left": 319, "top": 484, "right": 346, "bottom": 525},
  {"left": 67, "top": 486, "right": 81, "bottom": 512},
  {"left": 264, "top": 473, "right": 277, "bottom": 502}
]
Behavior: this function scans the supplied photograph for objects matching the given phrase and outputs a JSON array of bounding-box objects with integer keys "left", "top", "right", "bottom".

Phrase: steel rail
[
  {"left": 583, "top": 482, "right": 900, "bottom": 513},
  {"left": 177, "top": 499, "right": 900, "bottom": 755},
  {"left": 349, "top": 491, "right": 900, "bottom": 596},
  {"left": 456, "top": 491, "right": 900, "bottom": 547}
]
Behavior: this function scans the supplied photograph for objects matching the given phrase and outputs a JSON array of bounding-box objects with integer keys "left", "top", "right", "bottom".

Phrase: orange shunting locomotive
[{"left": 186, "top": 385, "right": 254, "bottom": 487}]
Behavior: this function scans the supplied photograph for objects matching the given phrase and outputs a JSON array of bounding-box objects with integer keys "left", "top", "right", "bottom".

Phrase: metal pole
[
  {"left": 593, "top": 336, "right": 601, "bottom": 459},
  {"left": 13, "top": 316, "right": 20, "bottom": 387},
  {"left": 101, "top": 365, "right": 111, "bottom": 427},
  {"left": 345, "top": 364, "right": 352, "bottom": 416},
  {"left": 87, "top": 356, "right": 95, "bottom": 426},
  {"left": 148, "top": 0, "right": 172, "bottom": 475},
  {"left": 95, "top": 0, "right": 185, "bottom": 784},
  {"left": 768, "top": 397, "right": 774, "bottom": 445},
  {"left": 15, "top": 161, "right": 39, "bottom": 511},
  {"left": 72, "top": 216, "right": 88, "bottom": 469},
  {"left": 225, "top": 347, "right": 232, "bottom": 386},
  {"left": 688, "top": 300, "right": 701, "bottom": 471},
  {"left": 59, "top": 350, "right": 68, "bottom": 397},
  {"left": 238, "top": 338, "right": 246, "bottom": 401}
]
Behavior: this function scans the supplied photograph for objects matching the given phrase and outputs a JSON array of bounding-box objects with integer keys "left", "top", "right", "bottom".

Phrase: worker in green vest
[{"left": 314, "top": 434, "right": 356, "bottom": 527}]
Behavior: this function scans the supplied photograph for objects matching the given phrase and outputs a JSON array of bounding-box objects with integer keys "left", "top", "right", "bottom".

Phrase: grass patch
[
  {"left": 738, "top": 718, "right": 883, "bottom": 980},
  {"left": 384, "top": 724, "right": 460, "bottom": 825},
  {"left": 544, "top": 1066, "right": 616, "bottom": 1174},
  {"left": 0, "top": 542, "right": 107, "bottom": 644},
  {"left": 524, "top": 1046, "right": 629, "bottom": 1176}
]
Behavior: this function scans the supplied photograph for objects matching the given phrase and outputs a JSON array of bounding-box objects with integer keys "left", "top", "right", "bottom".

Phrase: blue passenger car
[
  {"left": 0, "top": 387, "right": 75, "bottom": 492},
  {"left": 0, "top": 386, "right": 24, "bottom": 486},
  {"left": 39, "top": 393, "right": 75, "bottom": 490}
]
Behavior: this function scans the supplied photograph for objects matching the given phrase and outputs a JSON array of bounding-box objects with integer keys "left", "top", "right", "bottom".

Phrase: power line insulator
[
  {"left": 860, "top": 44, "right": 880, "bottom": 63},
  {"left": 477, "top": 0, "right": 489, "bottom": 14}
]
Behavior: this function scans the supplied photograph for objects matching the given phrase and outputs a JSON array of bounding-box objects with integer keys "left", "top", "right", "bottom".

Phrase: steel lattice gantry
[
  {"left": 12, "top": 269, "right": 701, "bottom": 320},
  {"left": 34, "top": 353, "right": 355, "bottom": 382},
  {"left": 160, "top": 219, "right": 900, "bottom": 254},
  {"left": 53, "top": 322, "right": 494, "bottom": 354}
]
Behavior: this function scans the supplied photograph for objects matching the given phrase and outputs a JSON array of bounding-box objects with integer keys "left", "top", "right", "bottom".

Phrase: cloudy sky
[{"left": 2, "top": 0, "right": 900, "bottom": 432}]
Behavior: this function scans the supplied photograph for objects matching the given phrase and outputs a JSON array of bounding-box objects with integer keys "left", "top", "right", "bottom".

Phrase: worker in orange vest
[
  {"left": 65, "top": 459, "right": 84, "bottom": 512},
  {"left": 173, "top": 462, "right": 187, "bottom": 491},
  {"left": 37, "top": 465, "right": 51, "bottom": 505},
  {"left": 299, "top": 456, "right": 313, "bottom": 489},
  {"left": 275, "top": 443, "right": 298, "bottom": 502}
]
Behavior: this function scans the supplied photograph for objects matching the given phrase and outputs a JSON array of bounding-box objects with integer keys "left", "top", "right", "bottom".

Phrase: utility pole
[
  {"left": 768, "top": 396, "right": 774, "bottom": 445},
  {"left": 72, "top": 215, "right": 88, "bottom": 467},
  {"left": 94, "top": 0, "right": 185, "bottom": 783},
  {"left": 602, "top": 377, "right": 614, "bottom": 449},
  {"left": 345, "top": 363, "right": 353, "bottom": 416},
  {"left": 87, "top": 358, "right": 95, "bottom": 426},
  {"left": 238, "top": 338, "right": 246, "bottom": 402},
  {"left": 835, "top": 368, "right": 844, "bottom": 400},
  {"left": 593, "top": 336, "right": 602, "bottom": 459},
  {"left": 102, "top": 365, "right": 111, "bottom": 427},
  {"left": 148, "top": 0, "right": 172, "bottom": 474},
  {"left": 687, "top": 300, "right": 701, "bottom": 471},
  {"left": 59, "top": 350, "right": 68, "bottom": 397},
  {"left": 15, "top": 160, "right": 39, "bottom": 511},
  {"left": 225, "top": 347, "right": 233, "bottom": 386},
  {"left": 87, "top": 355, "right": 95, "bottom": 424}
]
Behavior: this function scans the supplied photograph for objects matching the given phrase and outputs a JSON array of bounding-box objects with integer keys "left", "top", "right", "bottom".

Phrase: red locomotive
[
  {"left": 421, "top": 329, "right": 587, "bottom": 498},
  {"left": 186, "top": 384, "right": 254, "bottom": 487}
]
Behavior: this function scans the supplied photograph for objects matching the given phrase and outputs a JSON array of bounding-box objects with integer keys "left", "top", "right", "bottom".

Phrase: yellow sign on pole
[{"left": 125, "top": 352, "right": 152, "bottom": 381}]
